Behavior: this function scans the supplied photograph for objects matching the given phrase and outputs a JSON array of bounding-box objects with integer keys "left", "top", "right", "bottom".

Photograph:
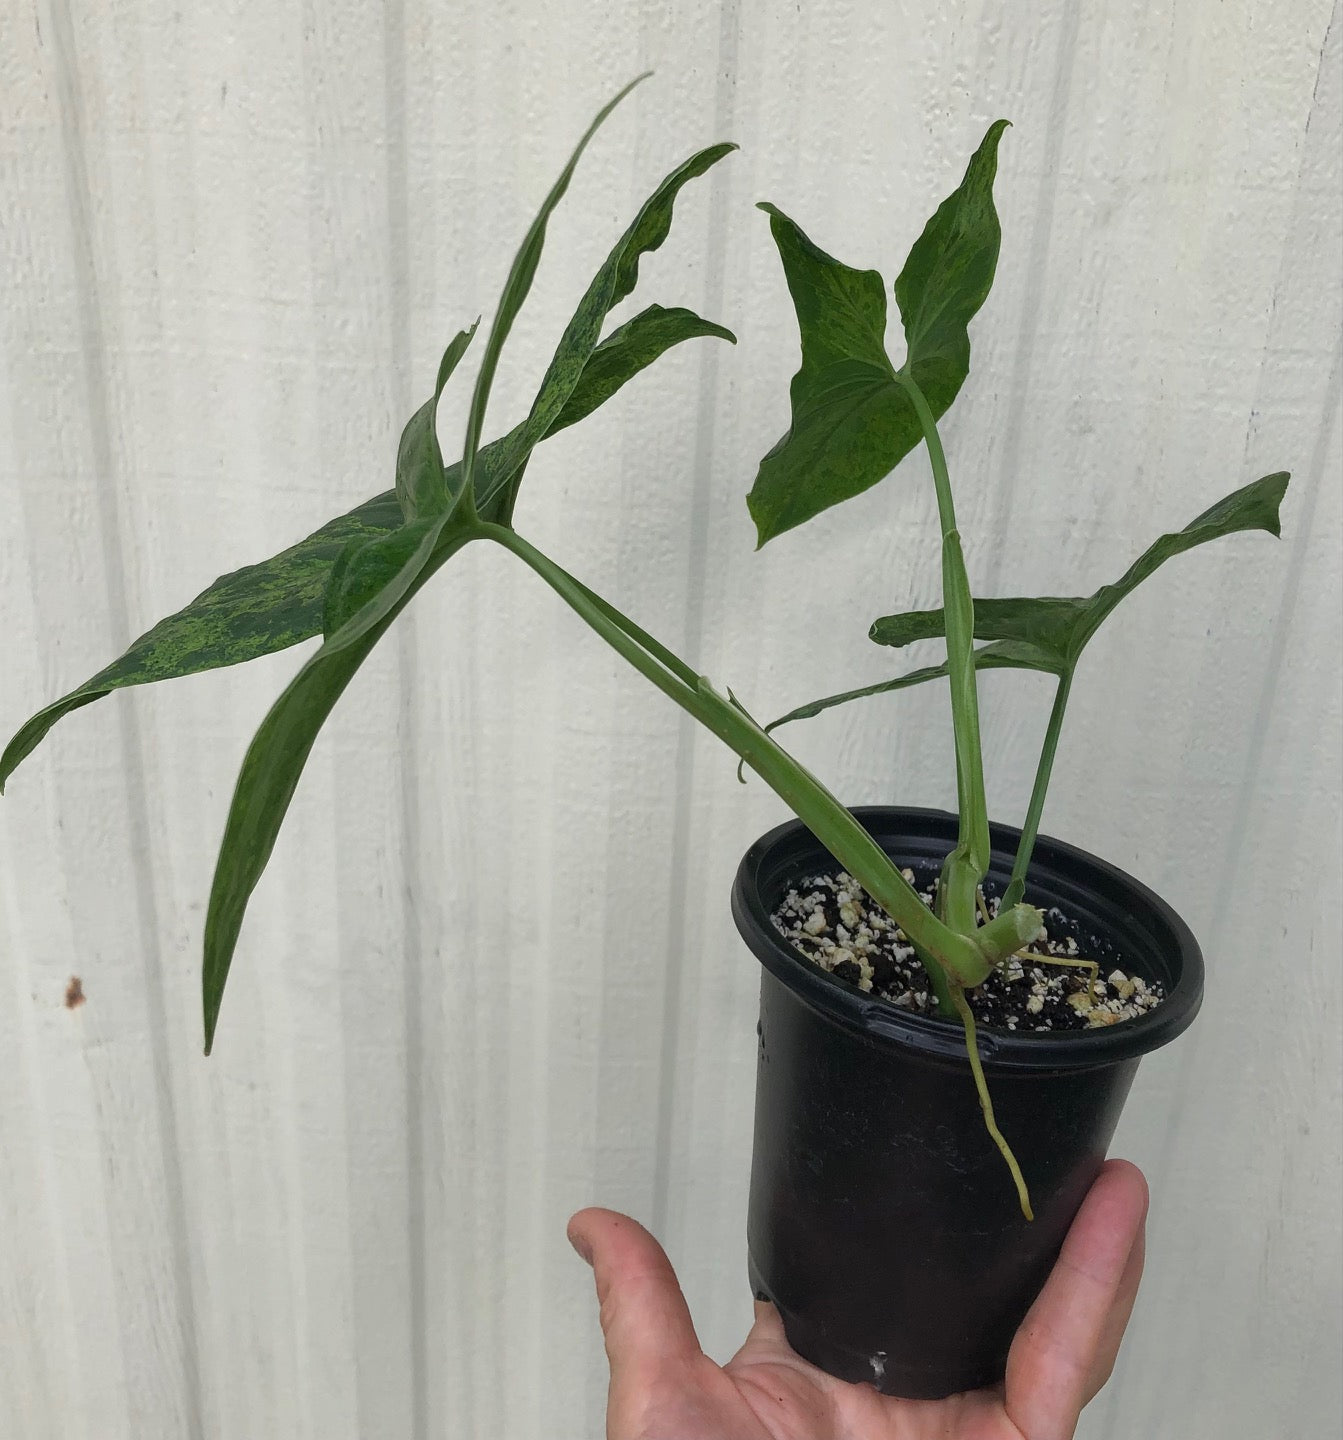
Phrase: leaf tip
[
  {"left": 203, "top": 994, "right": 218, "bottom": 1055},
  {"left": 0, "top": 739, "right": 22, "bottom": 795},
  {"left": 748, "top": 511, "right": 772, "bottom": 551},
  {"left": 1266, "top": 470, "right": 1291, "bottom": 536}
]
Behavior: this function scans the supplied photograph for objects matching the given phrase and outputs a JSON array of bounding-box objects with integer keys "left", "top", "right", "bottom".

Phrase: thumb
[
  {"left": 1006, "top": 1159, "right": 1149, "bottom": 1438},
  {"left": 567, "top": 1208, "right": 703, "bottom": 1382}
]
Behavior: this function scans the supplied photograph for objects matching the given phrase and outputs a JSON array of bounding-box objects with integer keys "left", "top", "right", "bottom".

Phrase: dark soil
[{"left": 771, "top": 866, "right": 1166, "bottom": 1034}]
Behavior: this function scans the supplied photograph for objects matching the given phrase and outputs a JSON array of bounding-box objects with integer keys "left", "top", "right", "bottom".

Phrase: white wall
[{"left": 1, "top": 2, "right": 1339, "bottom": 1437}]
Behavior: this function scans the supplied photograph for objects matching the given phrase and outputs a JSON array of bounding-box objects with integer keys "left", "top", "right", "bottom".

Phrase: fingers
[
  {"left": 568, "top": 1208, "right": 703, "bottom": 1382},
  {"left": 1091, "top": 1212, "right": 1145, "bottom": 1391},
  {"left": 1005, "top": 1159, "right": 1149, "bottom": 1439}
]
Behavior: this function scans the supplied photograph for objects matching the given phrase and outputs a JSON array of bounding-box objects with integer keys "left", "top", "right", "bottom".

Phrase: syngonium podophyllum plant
[{"left": 3, "top": 80, "right": 1288, "bottom": 1216}]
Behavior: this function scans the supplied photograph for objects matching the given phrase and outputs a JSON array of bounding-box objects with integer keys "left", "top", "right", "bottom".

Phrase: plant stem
[
  {"left": 1002, "top": 671, "right": 1072, "bottom": 910},
  {"left": 476, "top": 521, "right": 1039, "bottom": 988},
  {"left": 894, "top": 370, "right": 990, "bottom": 936}
]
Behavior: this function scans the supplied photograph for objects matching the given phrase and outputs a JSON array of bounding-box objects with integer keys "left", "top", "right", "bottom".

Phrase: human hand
[{"left": 569, "top": 1159, "right": 1148, "bottom": 1440}]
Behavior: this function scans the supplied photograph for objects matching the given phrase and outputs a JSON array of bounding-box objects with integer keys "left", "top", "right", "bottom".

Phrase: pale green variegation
[
  {"left": 199, "top": 107, "right": 1031, "bottom": 1055},
  {"left": 0, "top": 299, "right": 734, "bottom": 796},
  {"left": 0, "top": 490, "right": 404, "bottom": 791},
  {"left": 2, "top": 86, "right": 756, "bottom": 1051}
]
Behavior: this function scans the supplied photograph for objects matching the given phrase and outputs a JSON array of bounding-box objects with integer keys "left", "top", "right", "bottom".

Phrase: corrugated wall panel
[{"left": 1, "top": 2, "right": 1339, "bottom": 1438}]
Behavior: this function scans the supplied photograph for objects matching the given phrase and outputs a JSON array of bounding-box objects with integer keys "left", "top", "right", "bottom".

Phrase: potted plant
[
  {"left": 2, "top": 80, "right": 1288, "bottom": 1400},
  {"left": 726, "top": 120, "right": 1287, "bottom": 1395}
]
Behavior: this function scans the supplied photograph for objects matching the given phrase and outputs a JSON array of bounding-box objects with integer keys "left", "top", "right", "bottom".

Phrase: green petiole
[
  {"left": 473, "top": 520, "right": 1041, "bottom": 994},
  {"left": 894, "top": 370, "right": 990, "bottom": 940},
  {"left": 1003, "top": 671, "right": 1073, "bottom": 910}
]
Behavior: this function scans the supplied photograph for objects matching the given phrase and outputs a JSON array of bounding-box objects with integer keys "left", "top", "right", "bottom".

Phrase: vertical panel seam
[
  {"left": 650, "top": 0, "right": 742, "bottom": 1239},
  {"left": 381, "top": 0, "right": 429, "bottom": 1436},
  {"left": 45, "top": 2, "right": 205, "bottom": 1436},
  {"left": 982, "top": 0, "right": 1083, "bottom": 590}
]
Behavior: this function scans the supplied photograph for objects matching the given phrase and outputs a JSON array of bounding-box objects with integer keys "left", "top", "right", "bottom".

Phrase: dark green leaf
[
  {"left": 763, "top": 643, "right": 1044, "bottom": 733},
  {"left": 545, "top": 305, "right": 736, "bottom": 435},
  {"left": 321, "top": 140, "right": 738, "bottom": 659},
  {"left": 202, "top": 111, "right": 736, "bottom": 1048},
  {"left": 486, "top": 142, "right": 738, "bottom": 524},
  {"left": 2, "top": 146, "right": 735, "bottom": 794},
  {"left": 458, "top": 74, "right": 651, "bottom": 501},
  {"left": 1075, "top": 471, "right": 1289, "bottom": 653},
  {"left": 0, "top": 490, "right": 403, "bottom": 792},
  {"left": 869, "top": 473, "right": 1291, "bottom": 667},
  {"left": 322, "top": 518, "right": 440, "bottom": 638},
  {"left": 747, "top": 122, "right": 1009, "bottom": 545},
  {"left": 894, "top": 119, "right": 1009, "bottom": 412},
  {"left": 745, "top": 205, "right": 909, "bottom": 543},
  {"left": 395, "top": 323, "right": 479, "bottom": 522},
  {"left": 203, "top": 529, "right": 472, "bottom": 1053},
  {"left": 870, "top": 596, "right": 1079, "bottom": 669}
]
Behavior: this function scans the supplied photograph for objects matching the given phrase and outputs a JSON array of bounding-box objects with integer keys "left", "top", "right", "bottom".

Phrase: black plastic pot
[{"left": 732, "top": 806, "right": 1203, "bottom": 1400}]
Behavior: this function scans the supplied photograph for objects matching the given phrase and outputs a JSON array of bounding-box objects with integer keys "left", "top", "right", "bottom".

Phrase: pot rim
[{"left": 732, "top": 805, "right": 1204, "bottom": 1073}]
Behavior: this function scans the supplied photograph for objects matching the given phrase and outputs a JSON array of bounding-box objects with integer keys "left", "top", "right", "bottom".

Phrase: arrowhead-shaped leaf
[
  {"left": 894, "top": 119, "right": 1009, "bottom": 414},
  {"left": 747, "top": 121, "right": 1008, "bottom": 545},
  {"left": 745, "top": 205, "right": 909, "bottom": 544},
  {"left": 869, "top": 473, "right": 1290, "bottom": 668}
]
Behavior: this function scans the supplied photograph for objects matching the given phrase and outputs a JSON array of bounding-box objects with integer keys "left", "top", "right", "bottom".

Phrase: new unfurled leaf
[
  {"left": 869, "top": 473, "right": 1290, "bottom": 668},
  {"left": 747, "top": 121, "right": 1008, "bottom": 544}
]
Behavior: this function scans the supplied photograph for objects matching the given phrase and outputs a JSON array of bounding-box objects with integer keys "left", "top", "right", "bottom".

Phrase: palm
[{"left": 570, "top": 1161, "right": 1148, "bottom": 1440}]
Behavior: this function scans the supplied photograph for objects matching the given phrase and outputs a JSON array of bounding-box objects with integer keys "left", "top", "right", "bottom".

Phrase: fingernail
[{"left": 569, "top": 1230, "right": 593, "bottom": 1266}]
